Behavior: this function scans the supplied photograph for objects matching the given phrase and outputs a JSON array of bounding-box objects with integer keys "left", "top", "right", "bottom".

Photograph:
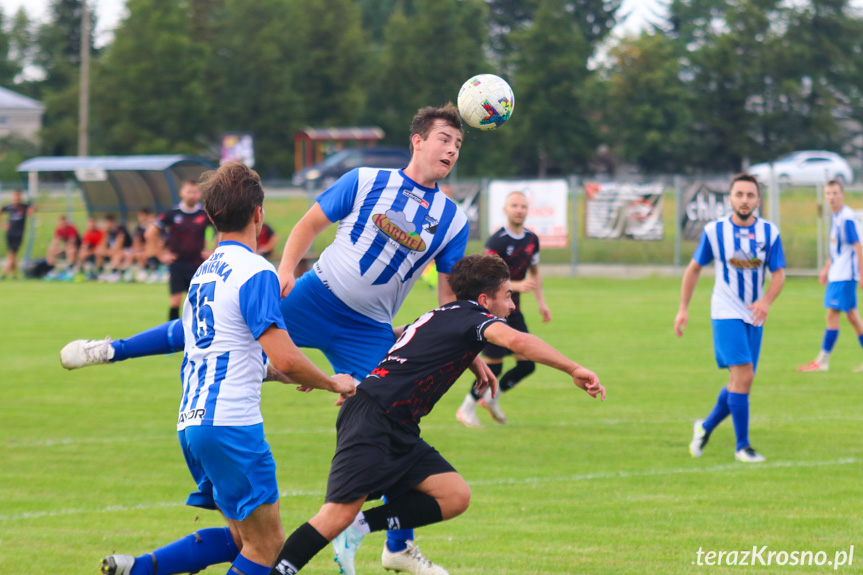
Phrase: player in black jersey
[
  {"left": 270, "top": 254, "right": 604, "bottom": 575},
  {"left": 146, "top": 180, "right": 215, "bottom": 320},
  {"left": 458, "top": 190, "right": 551, "bottom": 427},
  {"left": 1, "top": 190, "right": 34, "bottom": 279}
]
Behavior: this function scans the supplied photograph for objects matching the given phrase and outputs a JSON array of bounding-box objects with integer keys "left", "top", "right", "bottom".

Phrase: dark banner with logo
[
  {"left": 585, "top": 182, "right": 664, "bottom": 241},
  {"left": 681, "top": 181, "right": 731, "bottom": 241}
]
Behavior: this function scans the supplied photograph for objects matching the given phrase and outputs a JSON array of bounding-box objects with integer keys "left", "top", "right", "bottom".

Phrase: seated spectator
[
  {"left": 73, "top": 217, "right": 105, "bottom": 279},
  {"left": 45, "top": 215, "right": 81, "bottom": 278},
  {"left": 125, "top": 208, "right": 159, "bottom": 281},
  {"left": 257, "top": 222, "right": 279, "bottom": 260},
  {"left": 98, "top": 214, "right": 134, "bottom": 281}
]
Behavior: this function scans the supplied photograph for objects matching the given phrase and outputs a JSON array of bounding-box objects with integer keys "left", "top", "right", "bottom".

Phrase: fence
[{"left": 455, "top": 176, "right": 853, "bottom": 274}]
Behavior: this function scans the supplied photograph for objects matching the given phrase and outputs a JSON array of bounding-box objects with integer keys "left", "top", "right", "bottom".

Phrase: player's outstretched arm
[
  {"left": 276, "top": 204, "right": 333, "bottom": 297},
  {"left": 483, "top": 322, "right": 604, "bottom": 400},
  {"left": 258, "top": 325, "right": 356, "bottom": 398},
  {"left": 675, "top": 260, "right": 703, "bottom": 337}
]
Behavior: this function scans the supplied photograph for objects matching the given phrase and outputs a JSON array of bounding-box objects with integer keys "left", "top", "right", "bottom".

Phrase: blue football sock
[
  {"left": 228, "top": 554, "right": 270, "bottom": 575},
  {"left": 386, "top": 529, "right": 414, "bottom": 553},
  {"left": 701, "top": 387, "right": 730, "bottom": 433},
  {"left": 822, "top": 329, "right": 839, "bottom": 353},
  {"left": 857, "top": 334, "right": 863, "bottom": 348},
  {"left": 726, "top": 391, "right": 751, "bottom": 451},
  {"left": 111, "top": 319, "right": 185, "bottom": 362},
  {"left": 382, "top": 495, "right": 414, "bottom": 553},
  {"left": 130, "top": 527, "right": 239, "bottom": 575}
]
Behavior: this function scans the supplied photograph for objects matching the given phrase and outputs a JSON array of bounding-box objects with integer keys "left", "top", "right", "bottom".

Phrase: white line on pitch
[
  {"left": 5, "top": 414, "right": 862, "bottom": 449},
  {"left": 1, "top": 457, "right": 856, "bottom": 522}
]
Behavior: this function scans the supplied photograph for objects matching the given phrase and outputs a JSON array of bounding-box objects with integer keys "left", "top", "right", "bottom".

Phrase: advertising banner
[
  {"left": 488, "top": 179, "right": 569, "bottom": 248},
  {"left": 584, "top": 182, "right": 664, "bottom": 240}
]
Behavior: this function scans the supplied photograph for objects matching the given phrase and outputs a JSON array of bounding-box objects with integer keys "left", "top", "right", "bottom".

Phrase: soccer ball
[{"left": 457, "top": 74, "right": 515, "bottom": 131}]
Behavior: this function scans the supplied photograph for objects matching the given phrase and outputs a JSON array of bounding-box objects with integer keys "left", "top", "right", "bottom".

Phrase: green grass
[{"left": 2, "top": 275, "right": 862, "bottom": 574}]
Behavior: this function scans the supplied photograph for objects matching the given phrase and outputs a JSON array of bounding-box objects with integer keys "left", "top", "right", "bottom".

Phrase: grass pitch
[{"left": 1, "top": 275, "right": 862, "bottom": 574}]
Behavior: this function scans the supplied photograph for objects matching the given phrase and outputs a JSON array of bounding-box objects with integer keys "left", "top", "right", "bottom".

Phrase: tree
[
  {"left": 92, "top": 0, "right": 209, "bottom": 155},
  {"left": 510, "top": 0, "right": 595, "bottom": 176},
  {"left": 25, "top": 0, "right": 98, "bottom": 156},
  {"left": 604, "top": 32, "right": 693, "bottom": 173},
  {"left": 0, "top": 9, "right": 21, "bottom": 85},
  {"left": 7, "top": 8, "right": 35, "bottom": 85},
  {"left": 204, "top": 0, "right": 302, "bottom": 175},
  {"left": 369, "top": 0, "right": 490, "bottom": 173}
]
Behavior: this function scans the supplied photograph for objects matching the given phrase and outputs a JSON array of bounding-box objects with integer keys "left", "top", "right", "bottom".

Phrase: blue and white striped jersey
[
  {"left": 828, "top": 205, "right": 861, "bottom": 282},
  {"left": 177, "top": 241, "right": 286, "bottom": 430},
  {"left": 693, "top": 216, "right": 786, "bottom": 324},
  {"left": 314, "top": 168, "right": 470, "bottom": 324}
]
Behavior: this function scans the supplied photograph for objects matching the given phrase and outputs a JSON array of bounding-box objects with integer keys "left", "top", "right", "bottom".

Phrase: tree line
[{"left": 1, "top": 0, "right": 861, "bottom": 181}]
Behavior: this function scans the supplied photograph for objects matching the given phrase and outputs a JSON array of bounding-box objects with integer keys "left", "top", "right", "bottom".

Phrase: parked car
[
  {"left": 748, "top": 151, "right": 854, "bottom": 186},
  {"left": 292, "top": 147, "right": 412, "bottom": 187}
]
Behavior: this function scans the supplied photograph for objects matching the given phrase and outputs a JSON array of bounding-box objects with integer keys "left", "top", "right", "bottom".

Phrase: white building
[{"left": 0, "top": 86, "right": 45, "bottom": 144}]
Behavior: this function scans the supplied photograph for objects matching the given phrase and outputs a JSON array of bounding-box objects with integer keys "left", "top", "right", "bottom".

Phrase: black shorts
[
  {"left": 169, "top": 260, "right": 201, "bottom": 294},
  {"left": 325, "top": 391, "right": 456, "bottom": 504},
  {"left": 483, "top": 309, "right": 529, "bottom": 359},
  {"left": 5, "top": 233, "right": 23, "bottom": 254}
]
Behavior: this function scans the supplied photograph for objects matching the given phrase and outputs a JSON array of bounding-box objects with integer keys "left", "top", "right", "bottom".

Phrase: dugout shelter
[
  {"left": 17, "top": 155, "right": 215, "bottom": 222},
  {"left": 294, "top": 126, "right": 385, "bottom": 173}
]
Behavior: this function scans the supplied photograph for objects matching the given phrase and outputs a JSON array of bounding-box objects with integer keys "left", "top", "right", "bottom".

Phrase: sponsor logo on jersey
[
  {"left": 370, "top": 367, "right": 390, "bottom": 378},
  {"left": 177, "top": 407, "right": 206, "bottom": 424},
  {"left": 422, "top": 215, "right": 439, "bottom": 234},
  {"left": 729, "top": 249, "right": 763, "bottom": 269},
  {"left": 373, "top": 210, "right": 427, "bottom": 251},
  {"left": 402, "top": 189, "right": 429, "bottom": 208}
]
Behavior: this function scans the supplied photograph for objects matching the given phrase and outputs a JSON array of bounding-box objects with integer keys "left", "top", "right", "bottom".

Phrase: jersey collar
[{"left": 218, "top": 240, "right": 253, "bottom": 253}]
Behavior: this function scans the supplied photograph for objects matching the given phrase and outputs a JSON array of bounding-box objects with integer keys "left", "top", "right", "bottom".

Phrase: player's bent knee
[
  {"left": 440, "top": 481, "right": 471, "bottom": 520},
  {"left": 312, "top": 503, "right": 362, "bottom": 539}
]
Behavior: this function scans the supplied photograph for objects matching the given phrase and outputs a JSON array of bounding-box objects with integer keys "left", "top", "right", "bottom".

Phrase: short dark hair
[
  {"left": 183, "top": 178, "right": 200, "bottom": 188},
  {"left": 448, "top": 254, "right": 511, "bottom": 301},
  {"left": 826, "top": 178, "right": 845, "bottom": 191},
  {"left": 730, "top": 173, "right": 761, "bottom": 196},
  {"left": 409, "top": 103, "right": 462, "bottom": 153},
  {"left": 200, "top": 162, "right": 264, "bottom": 233}
]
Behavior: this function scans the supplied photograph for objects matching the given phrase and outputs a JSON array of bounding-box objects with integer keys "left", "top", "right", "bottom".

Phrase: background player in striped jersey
[
  {"left": 797, "top": 179, "right": 863, "bottom": 372},
  {"left": 100, "top": 162, "right": 355, "bottom": 575},
  {"left": 457, "top": 190, "right": 551, "bottom": 427},
  {"left": 62, "top": 104, "right": 484, "bottom": 575},
  {"left": 675, "top": 173, "right": 786, "bottom": 463},
  {"left": 269, "top": 254, "right": 604, "bottom": 575}
]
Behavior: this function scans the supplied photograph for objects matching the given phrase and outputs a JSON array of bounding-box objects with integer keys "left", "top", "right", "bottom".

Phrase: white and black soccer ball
[{"left": 457, "top": 74, "right": 515, "bottom": 131}]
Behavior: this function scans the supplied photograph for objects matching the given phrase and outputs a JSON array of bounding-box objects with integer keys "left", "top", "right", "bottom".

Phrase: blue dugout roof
[{"left": 17, "top": 155, "right": 215, "bottom": 220}]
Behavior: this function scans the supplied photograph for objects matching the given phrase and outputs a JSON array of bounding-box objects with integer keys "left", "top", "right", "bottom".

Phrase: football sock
[
  {"left": 470, "top": 362, "right": 503, "bottom": 401},
  {"left": 499, "top": 360, "right": 536, "bottom": 392},
  {"left": 857, "top": 334, "right": 863, "bottom": 349},
  {"left": 822, "top": 329, "right": 839, "bottom": 353},
  {"left": 169, "top": 306, "right": 180, "bottom": 321},
  {"left": 365, "top": 491, "right": 443, "bottom": 533},
  {"left": 111, "top": 319, "right": 185, "bottom": 361},
  {"left": 271, "top": 522, "right": 329, "bottom": 575},
  {"left": 383, "top": 494, "right": 412, "bottom": 553},
  {"left": 702, "top": 387, "right": 730, "bottom": 433},
  {"left": 229, "top": 553, "right": 270, "bottom": 575},
  {"left": 726, "top": 391, "right": 751, "bottom": 451},
  {"left": 130, "top": 527, "right": 239, "bottom": 575}
]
